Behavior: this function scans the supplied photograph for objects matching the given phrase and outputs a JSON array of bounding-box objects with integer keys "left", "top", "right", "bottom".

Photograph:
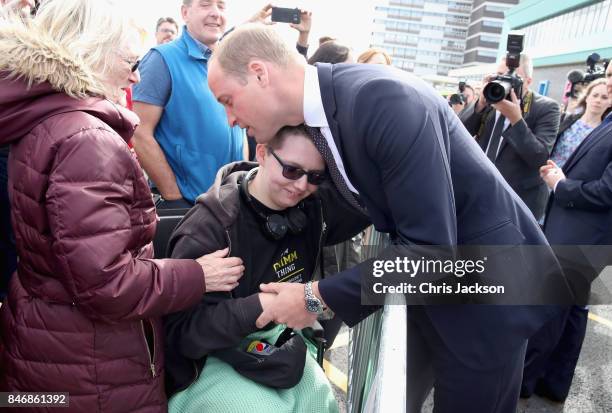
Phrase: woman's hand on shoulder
[{"left": 196, "top": 248, "right": 244, "bottom": 293}]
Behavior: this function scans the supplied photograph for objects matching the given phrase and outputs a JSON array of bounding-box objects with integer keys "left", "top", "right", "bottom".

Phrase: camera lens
[{"left": 483, "top": 80, "right": 511, "bottom": 104}]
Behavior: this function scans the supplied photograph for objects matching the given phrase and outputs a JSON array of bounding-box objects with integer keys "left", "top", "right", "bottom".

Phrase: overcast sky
[{"left": 123, "top": 0, "right": 380, "bottom": 53}]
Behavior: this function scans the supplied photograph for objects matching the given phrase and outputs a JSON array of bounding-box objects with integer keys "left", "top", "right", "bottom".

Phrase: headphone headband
[{"left": 239, "top": 168, "right": 307, "bottom": 240}]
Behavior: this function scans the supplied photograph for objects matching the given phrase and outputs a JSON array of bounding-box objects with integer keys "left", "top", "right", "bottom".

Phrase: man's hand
[
  {"left": 196, "top": 248, "right": 244, "bottom": 293},
  {"left": 492, "top": 89, "right": 523, "bottom": 125},
  {"left": 245, "top": 3, "right": 274, "bottom": 25},
  {"left": 257, "top": 291, "right": 276, "bottom": 313},
  {"left": 540, "top": 160, "right": 566, "bottom": 190},
  {"left": 255, "top": 282, "right": 318, "bottom": 329},
  {"left": 474, "top": 73, "right": 498, "bottom": 113}
]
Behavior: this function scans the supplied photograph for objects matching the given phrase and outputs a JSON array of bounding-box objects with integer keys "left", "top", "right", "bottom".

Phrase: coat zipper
[
  {"left": 225, "top": 229, "right": 232, "bottom": 256},
  {"left": 184, "top": 230, "right": 233, "bottom": 391},
  {"left": 140, "top": 320, "right": 156, "bottom": 378},
  {"left": 313, "top": 199, "right": 327, "bottom": 279}
]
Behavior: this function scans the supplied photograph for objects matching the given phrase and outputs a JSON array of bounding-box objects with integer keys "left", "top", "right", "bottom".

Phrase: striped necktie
[{"left": 304, "top": 125, "right": 366, "bottom": 213}]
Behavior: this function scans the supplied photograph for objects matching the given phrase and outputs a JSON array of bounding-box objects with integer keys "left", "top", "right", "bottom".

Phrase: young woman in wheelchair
[{"left": 164, "top": 125, "right": 369, "bottom": 412}]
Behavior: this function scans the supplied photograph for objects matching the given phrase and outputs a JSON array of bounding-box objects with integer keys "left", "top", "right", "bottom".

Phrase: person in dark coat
[
  {"left": 549, "top": 78, "right": 611, "bottom": 169},
  {"left": 460, "top": 54, "right": 561, "bottom": 221},
  {"left": 0, "top": 1, "right": 243, "bottom": 411},
  {"left": 164, "top": 126, "right": 367, "bottom": 411},
  {"left": 205, "top": 25, "right": 571, "bottom": 413},
  {"left": 521, "top": 63, "right": 612, "bottom": 402}
]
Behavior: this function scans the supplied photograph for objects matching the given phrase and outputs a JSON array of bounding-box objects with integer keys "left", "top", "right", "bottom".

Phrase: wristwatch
[{"left": 304, "top": 281, "right": 323, "bottom": 314}]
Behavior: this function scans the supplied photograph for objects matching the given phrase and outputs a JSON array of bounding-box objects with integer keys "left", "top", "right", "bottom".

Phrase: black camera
[
  {"left": 449, "top": 93, "right": 465, "bottom": 106},
  {"left": 564, "top": 53, "right": 609, "bottom": 98},
  {"left": 483, "top": 33, "right": 525, "bottom": 104},
  {"left": 584, "top": 53, "right": 608, "bottom": 83}
]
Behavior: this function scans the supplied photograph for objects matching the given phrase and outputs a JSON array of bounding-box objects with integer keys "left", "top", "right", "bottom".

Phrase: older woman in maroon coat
[{"left": 0, "top": 1, "right": 243, "bottom": 411}]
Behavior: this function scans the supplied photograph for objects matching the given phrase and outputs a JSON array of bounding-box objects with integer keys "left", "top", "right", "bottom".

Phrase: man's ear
[
  {"left": 255, "top": 144, "right": 268, "bottom": 164},
  {"left": 180, "top": 5, "right": 189, "bottom": 21},
  {"left": 248, "top": 60, "right": 269, "bottom": 86}
]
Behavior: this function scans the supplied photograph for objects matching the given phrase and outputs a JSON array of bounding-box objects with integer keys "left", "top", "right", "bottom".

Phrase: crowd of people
[{"left": 0, "top": 0, "right": 611, "bottom": 412}]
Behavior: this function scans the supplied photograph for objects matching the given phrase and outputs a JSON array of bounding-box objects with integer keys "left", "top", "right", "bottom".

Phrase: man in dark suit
[
  {"left": 207, "top": 25, "right": 567, "bottom": 412},
  {"left": 460, "top": 55, "right": 561, "bottom": 221},
  {"left": 521, "top": 62, "right": 612, "bottom": 401}
]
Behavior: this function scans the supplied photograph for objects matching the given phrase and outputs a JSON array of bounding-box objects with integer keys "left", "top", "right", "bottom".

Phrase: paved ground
[{"left": 325, "top": 305, "right": 612, "bottom": 413}]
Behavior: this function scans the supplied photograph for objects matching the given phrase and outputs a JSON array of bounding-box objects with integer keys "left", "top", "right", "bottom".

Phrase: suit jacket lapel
[
  {"left": 563, "top": 123, "right": 610, "bottom": 172},
  {"left": 316, "top": 63, "right": 342, "bottom": 150}
]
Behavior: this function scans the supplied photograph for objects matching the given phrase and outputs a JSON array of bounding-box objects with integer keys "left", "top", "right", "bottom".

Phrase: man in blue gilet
[{"left": 132, "top": 0, "right": 245, "bottom": 208}]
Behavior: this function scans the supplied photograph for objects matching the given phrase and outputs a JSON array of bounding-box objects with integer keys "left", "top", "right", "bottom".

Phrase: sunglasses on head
[{"left": 270, "top": 150, "right": 327, "bottom": 185}]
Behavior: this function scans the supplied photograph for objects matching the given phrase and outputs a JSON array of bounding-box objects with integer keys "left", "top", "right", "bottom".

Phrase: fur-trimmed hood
[
  {"left": 0, "top": 17, "right": 138, "bottom": 145},
  {"left": 0, "top": 16, "right": 102, "bottom": 99}
]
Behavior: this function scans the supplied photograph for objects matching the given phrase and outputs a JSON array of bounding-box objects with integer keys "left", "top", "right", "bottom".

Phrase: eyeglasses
[
  {"left": 270, "top": 150, "right": 327, "bottom": 185},
  {"left": 158, "top": 28, "right": 177, "bottom": 35},
  {"left": 121, "top": 57, "right": 140, "bottom": 72},
  {"left": 129, "top": 60, "right": 140, "bottom": 72}
]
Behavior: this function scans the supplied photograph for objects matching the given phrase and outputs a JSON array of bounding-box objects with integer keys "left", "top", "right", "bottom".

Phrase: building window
[{"left": 520, "top": 0, "right": 611, "bottom": 48}]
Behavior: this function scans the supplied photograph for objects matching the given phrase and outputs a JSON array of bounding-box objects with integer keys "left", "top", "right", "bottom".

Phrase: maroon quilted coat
[{"left": 0, "top": 21, "right": 205, "bottom": 412}]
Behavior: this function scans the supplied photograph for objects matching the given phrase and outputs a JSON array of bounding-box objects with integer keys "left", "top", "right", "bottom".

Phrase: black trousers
[
  {"left": 521, "top": 305, "right": 588, "bottom": 401},
  {"left": 405, "top": 307, "right": 526, "bottom": 413}
]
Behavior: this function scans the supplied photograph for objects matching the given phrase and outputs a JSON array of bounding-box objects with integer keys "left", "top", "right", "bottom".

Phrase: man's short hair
[
  {"left": 211, "top": 24, "right": 298, "bottom": 82},
  {"left": 156, "top": 17, "right": 178, "bottom": 33}
]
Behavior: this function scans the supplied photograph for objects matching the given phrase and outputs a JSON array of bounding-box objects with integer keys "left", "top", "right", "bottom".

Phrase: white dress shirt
[{"left": 303, "top": 64, "right": 360, "bottom": 194}]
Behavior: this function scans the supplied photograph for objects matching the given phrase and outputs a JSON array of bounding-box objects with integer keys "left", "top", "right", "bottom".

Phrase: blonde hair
[
  {"left": 357, "top": 48, "right": 392, "bottom": 65},
  {"left": 210, "top": 23, "right": 298, "bottom": 82},
  {"left": 33, "top": 0, "right": 137, "bottom": 98}
]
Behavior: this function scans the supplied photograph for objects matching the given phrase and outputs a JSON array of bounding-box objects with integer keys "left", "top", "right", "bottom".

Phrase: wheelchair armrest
[{"left": 302, "top": 321, "right": 327, "bottom": 368}]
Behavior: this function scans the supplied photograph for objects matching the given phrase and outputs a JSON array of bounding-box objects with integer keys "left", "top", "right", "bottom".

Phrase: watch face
[{"left": 306, "top": 298, "right": 322, "bottom": 313}]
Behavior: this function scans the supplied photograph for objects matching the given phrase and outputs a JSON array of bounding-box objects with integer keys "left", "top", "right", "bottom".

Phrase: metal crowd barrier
[{"left": 347, "top": 229, "right": 407, "bottom": 413}]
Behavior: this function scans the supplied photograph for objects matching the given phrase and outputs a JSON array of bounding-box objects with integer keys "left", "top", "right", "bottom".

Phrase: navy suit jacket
[
  {"left": 544, "top": 118, "right": 612, "bottom": 303},
  {"left": 545, "top": 117, "right": 612, "bottom": 245},
  {"left": 314, "top": 63, "right": 564, "bottom": 369}
]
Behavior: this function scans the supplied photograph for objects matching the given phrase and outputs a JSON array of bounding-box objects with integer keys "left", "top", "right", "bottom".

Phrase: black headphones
[{"left": 240, "top": 168, "right": 308, "bottom": 240}]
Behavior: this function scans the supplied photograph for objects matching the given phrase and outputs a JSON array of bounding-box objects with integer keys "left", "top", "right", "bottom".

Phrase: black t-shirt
[{"left": 232, "top": 194, "right": 322, "bottom": 299}]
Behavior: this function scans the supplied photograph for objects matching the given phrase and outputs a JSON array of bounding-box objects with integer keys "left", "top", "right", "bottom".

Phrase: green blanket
[{"left": 169, "top": 325, "right": 339, "bottom": 413}]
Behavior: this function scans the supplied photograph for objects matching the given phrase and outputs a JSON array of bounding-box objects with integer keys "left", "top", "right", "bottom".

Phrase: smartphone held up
[{"left": 271, "top": 7, "right": 301, "bottom": 24}]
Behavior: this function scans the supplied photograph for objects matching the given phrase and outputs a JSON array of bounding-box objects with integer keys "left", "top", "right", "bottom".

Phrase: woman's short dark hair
[
  {"left": 267, "top": 125, "right": 310, "bottom": 151},
  {"left": 308, "top": 41, "right": 351, "bottom": 65}
]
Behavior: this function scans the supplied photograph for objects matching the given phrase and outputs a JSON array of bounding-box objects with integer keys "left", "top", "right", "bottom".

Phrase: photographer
[
  {"left": 462, "top": 83, "right": 476, "bottom": 106},
  {"left": 561, "top": 53, "right": 609, "bottom": 121},
  {"left": 449, "top": 81, "right": 475, "bottom": 115},
  {"left": 448, "top": 92, "right": 465, "bottom": 115},
  {"left": 460, "top": 51, "right": 561, "bottom": 221}
]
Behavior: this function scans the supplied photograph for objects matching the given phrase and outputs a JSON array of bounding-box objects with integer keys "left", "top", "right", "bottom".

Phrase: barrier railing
[{"left": 347, "top": 229, "right": 407, "bottom": 413}]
